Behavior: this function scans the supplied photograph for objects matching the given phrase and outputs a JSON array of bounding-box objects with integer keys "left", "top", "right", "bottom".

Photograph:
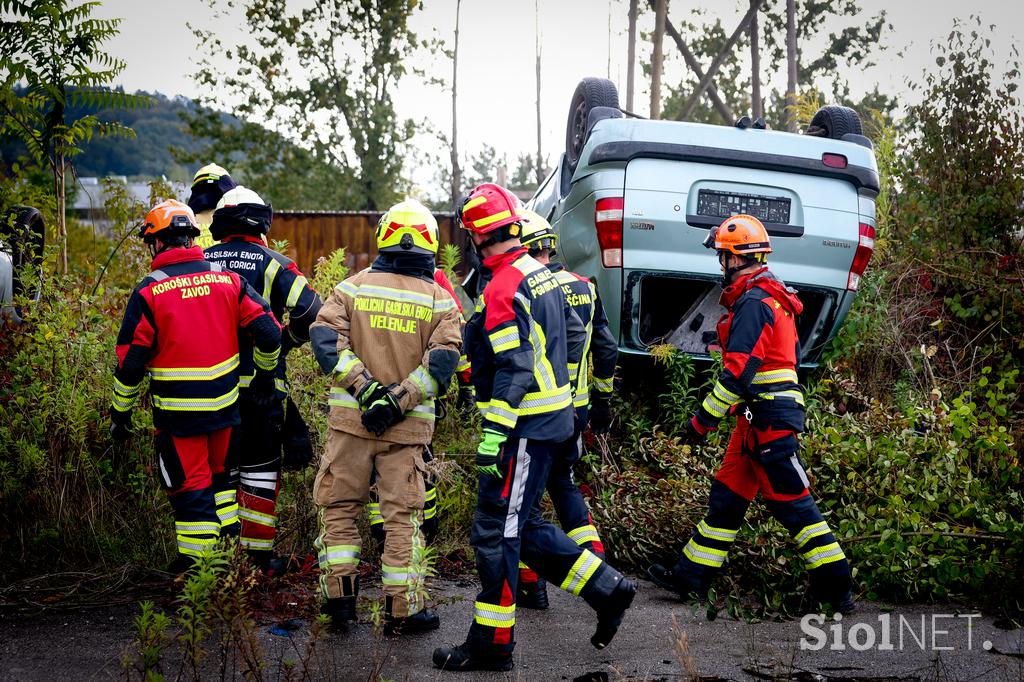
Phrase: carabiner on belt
[{"left": 743, "top": 405, "right": 753, "bottom": 423}]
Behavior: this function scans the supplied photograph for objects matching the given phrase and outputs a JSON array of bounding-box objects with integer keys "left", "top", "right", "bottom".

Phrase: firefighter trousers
[
  {"left": 314, "top": 428, "right": 427, "bottom": 617},
  {"left": 468, "top": 436, "right": 627, "bottom": 655},
  {"left": 672, "top": 418, "right": 852, "bottom": 603},
  {"left": 519, "top": 429, "right": 605, "bottom": 589},
  {"left": 156, "top": 426, "right": 238, "bottom": 558},
  {"left": 237, "top": 396, "right": 283, "bottom": 553}
]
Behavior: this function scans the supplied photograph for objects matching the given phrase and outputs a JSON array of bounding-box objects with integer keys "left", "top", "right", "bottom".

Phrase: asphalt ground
[{"left": 1, "top": 577, "right": 1022, "bottom": 681}]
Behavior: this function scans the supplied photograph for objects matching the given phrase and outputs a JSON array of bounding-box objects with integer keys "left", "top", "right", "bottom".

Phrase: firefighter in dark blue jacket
[
  {"left": 513, "top": 209, "right": 617, "bottom": 611},
  {"left": 648, "top": 214, "right": 854, "bottom": 614},
  {"left": 432, "top": 184, "right": 636, "bottom": 673},
  {"left": 203, "top": 186, "right": 322, "bottom": 572}
]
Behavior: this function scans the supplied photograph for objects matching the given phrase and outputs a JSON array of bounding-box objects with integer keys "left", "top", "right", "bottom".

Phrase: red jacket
[
  {"left": 111, "top": 246, "right": 281, "bottom": 436},
  {"left": 693, "top": 267, "right": 806, "bottom": 434}
]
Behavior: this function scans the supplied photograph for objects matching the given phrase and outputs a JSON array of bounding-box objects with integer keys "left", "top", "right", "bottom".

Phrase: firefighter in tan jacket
[{"left": 309, "top": 199, "right": 462, "bottom": 635}]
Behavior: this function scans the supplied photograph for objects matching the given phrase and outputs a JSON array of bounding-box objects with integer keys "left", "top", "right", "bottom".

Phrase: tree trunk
[
  {"left": 54, "top": 150, "right": 67, "bottom": 274},
  {"left": 650, "top": 0, "right": 666, "bottom": 119},
  {"left": 626, "top": 0, "right": 638, "bottom": 112},
  {"left": 785, "top": 0, "right": 798, "bottom": 132},
  {"left": 450, "top": 0, "right": 463, "bottom": 209},
  {"left": 535, "top": 0, "right": 544, "bottom": 186},
  {"left": 750, "top": 0, "right": 762, "bottom": 120}
]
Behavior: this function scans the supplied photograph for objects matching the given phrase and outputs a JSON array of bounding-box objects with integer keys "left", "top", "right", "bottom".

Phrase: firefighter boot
[
  {"left": 432, "top": 642, "right": 514, "bottom": 672},
  {"left": 518, "top": 579, "right": 549, "bottom": 610},
  {"left": 321, "top": 576, "right": 358, "bottom": 632},
  {"left": 383, "top": 595, "right": 440, "bottom": 636},
  {"left": 647, "top": 563, "right": 707, "bottom": 603},
  {"left": 248, "top": 549, "right": 291, "bottom": 577},
  {"left": 584, "top": 566, "right": 637, "bottom": 649}
]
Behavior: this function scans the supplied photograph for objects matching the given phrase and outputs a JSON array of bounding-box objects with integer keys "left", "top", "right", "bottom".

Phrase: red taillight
[
  {"left": 594, "top": 197, "right": 624, "bottom": 268},
  {"left": 847, "top": 222, "right": 875, "bottom": 291},
  {"left": 822, "top": 153, "right": 848, "bottom": 168}
]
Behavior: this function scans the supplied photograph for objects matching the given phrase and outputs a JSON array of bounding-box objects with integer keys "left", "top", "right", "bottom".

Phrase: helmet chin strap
[{"left": 721, "top": 252, "right": 757, "bottom": 286}]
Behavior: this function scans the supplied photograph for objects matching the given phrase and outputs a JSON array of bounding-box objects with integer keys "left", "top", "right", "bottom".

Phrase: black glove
[
  {"left": 281, "top": 396, "right": 315, "bottom": 471},
  {"left": 684, "top": 416, "right": 707, "bottom": 446},
  {"left": 248, "top": 369, "right": 277, "bottom": 408},
  {"left": 280, "top": 329, "right": 301, "bottom": 357},
  {"left": 355, "top": 379, "right": 390, "bottom": 410},
  {"left": 589, "top": 396, "right": 613, "bottom": 435},
  {"left": 361, "top": 384, "right": 405, "bottom": 437},
  {"left": 109, "top": 408, "right": 134, "bottom": 442}
]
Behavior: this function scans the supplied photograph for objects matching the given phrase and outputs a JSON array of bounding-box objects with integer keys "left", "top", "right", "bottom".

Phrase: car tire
[
  {"left": 3, "top": 206, "right": 45, "bottom": 313},
  {"left": 565, "top": 77, "right": 620, "bottom": 174},
  {"left": 808, "top": 105, "right": 863, "bottom": 139}
]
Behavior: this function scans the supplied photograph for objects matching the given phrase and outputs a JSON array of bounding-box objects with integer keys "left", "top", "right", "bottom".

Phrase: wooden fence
[{"left": 270, "top": 210, "right": 467, "bottom": 275}]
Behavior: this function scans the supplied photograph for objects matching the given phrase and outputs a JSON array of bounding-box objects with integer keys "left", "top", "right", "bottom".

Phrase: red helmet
[{"left": 458, "top": 183, "right": 524, "bottom": 236}]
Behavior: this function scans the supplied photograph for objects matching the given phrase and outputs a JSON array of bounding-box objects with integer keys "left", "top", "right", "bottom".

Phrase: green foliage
[
  {"left": 437, "top": 243, "right": 461, "bottom": 284},
  {"left": 310, "top": 248, "right": 350, "bottom": 301},
  {"left": 188, "top": 0, "right": 424, "bottom": 211}
]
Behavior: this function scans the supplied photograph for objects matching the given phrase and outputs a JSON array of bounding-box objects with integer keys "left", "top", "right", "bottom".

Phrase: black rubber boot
[
  {"left": 591, "top": 575, "right": 637, "bottom": 649},
  {"left": 384, "top": 608, "right": 441, "bottom": 636},
  {"left": 830, "top": 590, "right": 856, "bottom": 616},
  {"left": 647, "top": 563, "right": 705, "bottom": 602},
  {"left": 322, "top": 597, "right": 357, "bottom": 632},
  {"left": 517, "top": 579, "right": 550, "bottom": 610},
  {"left": 432, "top": 642, "right": 513, "bottom": 672},
  {"left": 248, "top": 550, "right": 291, "bottom": 577}
]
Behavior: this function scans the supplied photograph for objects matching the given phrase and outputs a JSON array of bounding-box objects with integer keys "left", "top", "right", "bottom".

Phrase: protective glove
[
  {"left": 684, "top": 416, "right": 708, "bottom": 446},
  {"left": 109, "top": 408, "right": 134, "bottom": 442},
  {"left": 248, "top": 369, "right": 278, "bottom": 408},
  {"left": 355, "top": 379, "right": 390, "bottom": 410},
  {"left": 589, "top": 396, "right": 613, "bottom": 435},
  {"left": 476, "top": 428, "right": 507, "bottom": 478},
  {"left": 361, "top": 384, "right": 405, "bottom": 436}
]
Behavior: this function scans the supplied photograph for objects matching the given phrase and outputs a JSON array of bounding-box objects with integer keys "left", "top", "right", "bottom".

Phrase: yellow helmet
[
  {"left": 376, "top": 199, "right": 439, "bottom": 255},
  {"left": 520, "top": 209, "right": 558, "bottom": 253}
]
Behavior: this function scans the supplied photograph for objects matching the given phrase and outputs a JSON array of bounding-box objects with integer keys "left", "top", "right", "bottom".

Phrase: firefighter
[
  {"left": 204, "top": 186, "right": 322, "bottom": 572},
  {"left": 647, "top": 214, "right": 854, "bottom": 614},
  {"left": 514, "top": 209, "right": 616, "bottom": 611},
  {"left": 187, "top": 164, "right": 236, "bottom": 249},
  {"left": 109, "top": 200, "right": 281, "bottom": 572},
  {"left": 309, "top": 198, "right": 462, "bottom": 635},
  {"left": 432, "top": 184, "right": 636, "bottom": 673}
]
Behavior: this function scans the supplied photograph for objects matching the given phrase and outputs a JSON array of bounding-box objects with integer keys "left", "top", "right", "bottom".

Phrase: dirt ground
[{"left": 1, "top": 576, "right": 1022, "bottom": 681}]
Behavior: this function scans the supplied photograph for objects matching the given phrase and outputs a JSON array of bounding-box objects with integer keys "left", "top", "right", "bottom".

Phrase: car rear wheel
[
  {"left": 807, "top": 105, "right": 863, "bottom": 139},
  {"left": 3, "top": 206, "right": 45, "bottom": 315},
  {"left": 565, "top": 77, "right": 620, "bottom": 173}
]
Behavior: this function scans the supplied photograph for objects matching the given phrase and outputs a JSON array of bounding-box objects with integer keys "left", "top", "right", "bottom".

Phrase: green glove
[{"left": 476, "top": 429, "right": 507, "bottom": 478}]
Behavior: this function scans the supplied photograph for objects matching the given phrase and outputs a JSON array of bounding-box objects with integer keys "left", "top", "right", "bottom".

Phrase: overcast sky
[{"left": 94, "top": 0, "right": 1023, "bottom": 191}]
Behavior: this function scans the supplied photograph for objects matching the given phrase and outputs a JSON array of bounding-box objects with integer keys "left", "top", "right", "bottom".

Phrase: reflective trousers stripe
[
  {"left": 473, "top": 601, "right": 515, "bottom": 628},
  {"left": 567, "top": 524, "right": 601, "bottom": 546},
  {"left": 803, "top": 542, "right": 846, "bottom": 569},
  {"left": 560, "top": 549, "right": 602, "bottom": 596},
  {"left": 683, "top": 539, "right": 728, "bottom": 568},
  {"left": 697, "top": 519, "right": 738, "bottom": 542}
]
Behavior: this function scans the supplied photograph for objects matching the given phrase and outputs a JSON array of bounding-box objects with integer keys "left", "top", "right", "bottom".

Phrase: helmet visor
[{"left": 702, "top": 227, "right": 719, "bottom": 250}]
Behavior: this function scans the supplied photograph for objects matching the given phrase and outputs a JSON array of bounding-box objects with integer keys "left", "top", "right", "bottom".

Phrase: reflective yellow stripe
[
  {"left": 517, "top": 384, "right": 572, "bottom": 415},
  {"left": 567, "top": 525, "right": 601, "bottom": 546},
  {"left": 683, "top": 539, "right": 728, "bottom": 568},
  {"left": 712, "top": 381, "right": 740, "bottom": 404},
  {"left": 483, "top": 399, "right": 517, "bottom": 428},
  {"left": 407, "top": 402, "right": 436, "bottom": 420},
  {"left": 328, "top": 387, "right": 360, "bottom": 409},
  {"left": 593, "top": 376, "right": 614, "bottom": 393},
  {"left": 262, "top": 258, "right": 281, "bottom": 300},
  {"left": 285, "top": 275, "right": 308, "bottom": 308},
  {"left": 382, "top": 564, "right": 418, "bottom": 586},
  {"left": 217, "top": 504, "right": 239, "bottom": 526},
  {"left": 472, "top": 209, "right": 512, "bottom": 229},
  {"left": 473, "top": 601, "right": 515, "bottom": 627},
  {"left": 433, "top": 297, "right": 457, "bottom": 313},
  {"left": 489, "top": 326, "right": 520, "bottom": 353},
  {"left": 113, "top": 375, "right": 142, "bottom": 395},
  {"left": 752, "top": 368, "right": 799, "bottom": 384},
  {"left": 253, "top": 346, "right": 279, "bottom": 372},
  {"left": 337, "top": 280, "right": 359, "bottom": 298},
  {"left": 356, "top": 284, "right": 434, "bottom": 308},
  {"left": 701, "top": 393, "right": 730, "bottom": 418},
  {"left": 803, "top": 542, "right": 846, "bottom": 569},
  {"left": 757, "top": 389, "right": 805, "bottom": 405},
  {"left": 318, "top": 545, "right": 361, "bottom": 566},
  {"left": 408, "top": 365, "right": 438, "bottom": 399},
  {"left": 176, "top": 520, "right": 220, "bottom": 534},
  {"left": 697, "top": 520, "right": 738, "bottom": 542},
  {"left": 111, "top": 394, "right": 138, "bottom": 411},
  {"left": 334, "top": 349, "right": 361, "bottom": 379},
  {"left": 794, "top": 521, "right": 831, "bottom": 548},
  {"left": 239, "top": 508, "right": 277, "bottom": 528},
  {"left": 560, "top": 549, "right": 602, "bottom": 595},
  {"left": 150, "top": 354, "right": 240, "bottom": 381},
  {"left": 241, "top": 538, "right": 273, "bottom": 550},
  {"left": 152, "top": 386, "right": 239, "bottom": 411}
]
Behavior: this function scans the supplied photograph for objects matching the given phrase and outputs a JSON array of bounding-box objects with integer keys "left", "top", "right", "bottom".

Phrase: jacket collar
[
  {"left": 720, "top": 266, "right": 803, "bottom": 315},
  {"left": 546, "top": 261, "right": 565, "bottom": 273},
  {"left": 482, "top": 246, "right": 528, "bottom": 272},
  {"left": 151, "top": 246, "right": 205, "bottom": 269},
  {"left": 224, "top": 235, "right": 266, "bottom": 245}
]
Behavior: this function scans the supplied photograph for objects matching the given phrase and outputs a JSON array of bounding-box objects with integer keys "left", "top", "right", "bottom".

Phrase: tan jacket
[{"left": 310, "top": 267, "right": 463, "bottom": 444}]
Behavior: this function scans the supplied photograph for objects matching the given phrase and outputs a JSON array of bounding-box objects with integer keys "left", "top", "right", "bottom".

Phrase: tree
[
  {"left": 189, "top": 0, "right": 422, "bottom": 211},
  {"left": 0, "top": 0, "right": 148, "bottom": 272},
  {"left": 650, "top": 0, "right": 666, "bottom": 119},
  {"left": 461, "top": 145, "right": 501, "bottom": 190},
  {"left": 450, "top": 0, "right": 463, "bottom": 211}
]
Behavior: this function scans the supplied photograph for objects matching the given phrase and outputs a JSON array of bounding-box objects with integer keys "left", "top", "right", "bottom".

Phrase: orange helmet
[
  {"left": 140, "top": 199, "right": 200, "bottom": 243},
  {"left": 703, "top": 214, "right": 772, "bottom": 257},
  {"left": 458, "top": 183, "right": 524, "bottom": 237}
]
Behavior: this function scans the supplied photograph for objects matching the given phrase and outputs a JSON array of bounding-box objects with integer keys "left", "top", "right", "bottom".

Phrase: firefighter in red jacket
[
  {"left": 515, "top": 209, "right": 617, "bottom": 611},
  {"left": 109, "top": 200, "right": 281, "bottom": 572},
  {"left": 647, "top": 215, "right": 854, "bottom": 614},
  {"left": 204, "top": 186, "right": 323, "bottom": 572},
  {"left": 433, "top": 184, "right": 636, "bottom": 673}
]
